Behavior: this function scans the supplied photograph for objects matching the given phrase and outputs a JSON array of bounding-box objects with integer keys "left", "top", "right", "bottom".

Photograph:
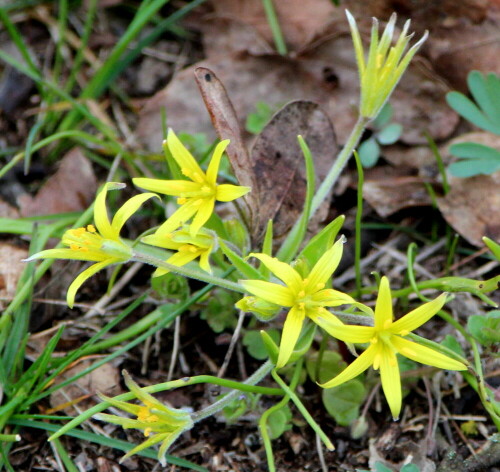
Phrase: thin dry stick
[
  {"left": 422, "top": 376, "right": 436, "bottom": 455},
  {"left": 316, "top": 432, "right": 328, "bottom": 472},
  {"left": 167, "top": 316, "right": 181, "bottom": 381},
  {"left": 84, "top": 262, "right": 142, "bottom": 318},
  {"left": 217, "top": 310, "right": 246, "bottom": 378}
]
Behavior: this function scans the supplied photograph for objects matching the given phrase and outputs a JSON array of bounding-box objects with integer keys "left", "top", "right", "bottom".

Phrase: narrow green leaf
[{"left": 219, "top": 240, "right": 263, "bottom": 279}]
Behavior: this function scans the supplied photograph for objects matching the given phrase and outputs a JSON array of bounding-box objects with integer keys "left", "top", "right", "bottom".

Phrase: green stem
[
  {"left": 311, "top": 115, "right": 368, "bottom": 216},
  {"left": 271, "top": 369, "right": 334, "bottom": 450},
  {"left": 353, "top": 151, "right": 364, "bottom": 297},
  {"left": 261, "top": 0, "right": 287, "bottom": 55},
  {"left": 49, "top": 361, "right": 279, "bottom": 441},
  {"left": 192, "top": 360, "right": 276, "bottom": 422},
  {"left": 132, "top": 250, "right": 245, "bottom": 294},
  {"left": 0, "top": 434, "right": 20, "bottom": 442}
]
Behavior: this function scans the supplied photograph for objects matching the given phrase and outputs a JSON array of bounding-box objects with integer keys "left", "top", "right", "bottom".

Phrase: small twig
[
  {"left": 218, "top": 310, "right": 246, "bottom": 378},
  {"left": 167, "top": 316, "right": 181, "bottom": 382},
  {"left": 316, "top": 432, "right": 328, "bottom": 472}
]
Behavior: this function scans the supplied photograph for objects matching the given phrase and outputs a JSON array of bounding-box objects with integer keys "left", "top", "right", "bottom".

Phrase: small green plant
[
  {"left": 358, "top": 103, "right": 402, "bottom": 167},
  {"left": 246, "top": 101, "right": 276, "bottom": 134},
  {"left": 446, "top": 71, "right": 500, "bottom": 177}
]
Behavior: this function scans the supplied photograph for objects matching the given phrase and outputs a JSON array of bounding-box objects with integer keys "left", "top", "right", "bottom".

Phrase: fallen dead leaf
[
  {"left": 427, "top": 6, "right": 500, "bottom": 92},
  {"left": 204, "top": 0, "right": 337, "bottom": 54},
  {"left": 0, "top": 243, "right": 28, "bottom": 310},
  {"left": 18, "top": 148, "right": 97, "bottom": 217},
  {"left": 250, "top": 100, "right": 337, "bottom": 240},
  {"left": 437, "top": 171, "right": 500, "bottom": 247},
  {"left": 362, "top": 166, "right": 432, "bottom": 217},
  {"left": 0, "top": 198, "right": 20, "bottom": 218},
  {"left": 49, "top": 359, "right": 121, "bottom": 415}
]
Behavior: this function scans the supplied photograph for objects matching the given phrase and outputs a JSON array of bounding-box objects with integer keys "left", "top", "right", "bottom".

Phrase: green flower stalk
[
  {"left": 237, "top": 238, "right": 357, "bottom": 368},
  {"left": 95, "top": 371, "right": 194, "bottom": 466},
  {"left": 319, "top": 277, "right": 467, "bottom": 419},
  {"left": 133, "top": 129, "right": 250, "bottom": 237},
  {"left": 24, "top": 183, "right": 156, "bottom": 308},
  {"left": 346, "top": 10, "right": 428, "bottom": 119},
  {"left": 142, "top": 225, "right": 215, "bottom": 277}
]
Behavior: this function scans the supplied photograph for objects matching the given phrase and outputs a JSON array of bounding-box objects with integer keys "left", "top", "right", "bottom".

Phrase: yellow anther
[
  {"left": 298, "top": 302, "right": 305, "bottom": 310},
  {"left": 383, "top": 319, "right": 392, "bottom": 330},
  {"left": 298, "top": 290, "right": 306, "bottom": 298},
  {"left": 181, "top": 167, "right": 191, "bottom": 177},
  {"left": 316, "top": 283, "right": 325, "bottom": 290},
  {"left": 376, "top": 52, "right": 383, "bottom": 68},
  {"left": 373, "top": 354, "right": 381, "bottom": 370},
  {"left": 144, "top": 427, "right": 152, "bottom": 437},
  {"left": 70, "top": 244, "right": 80, "bottom": 251},
  {"left": 189, "top": 246, "right": 198, "bottom": 253},
  {"left": 87, "top": 224, "right": 96, "bottom": 233},
  {"left": 303, "top": 278, "right": 309, "bottom": 285},
  {"left": 399, "top": 330, "right": 409, "bottom": 337},
  {"left": 389, "top": 357, "right": 397, "bottom": 366},
  {"left": 80, "top": 247, "right": 89, "bottom": 252},
  {"left": 371, "top": 336, "right": 378, "bottom": 344},
  {"left": 194, "top": 200, "right": 203, "bottom": 207},
  {"left": 201, "top": 185, "right": 212, "bottom": 193},
  {"left": 177, "top": 197, "right": 188, "bottom": 205}
]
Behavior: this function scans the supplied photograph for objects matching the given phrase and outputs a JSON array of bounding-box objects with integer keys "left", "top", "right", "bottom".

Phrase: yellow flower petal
[
  {"left": 374, "top": 276, "right": 393, "bottom": 330},
  {"left": 318, "top": 323, "right": 374, "bottom": 344},
  {"left": 390, "top": 293, "right": 447, "bottom": 335},
  {"left": 94, "top": 183, "right": 120, "bottom": 239},
  {"left": 379, "top": 343, "right": 402, "bottom": 419},
  {"left": 133, "top": 178, "right": 201, "bottom": 196},
  {"left": 311, "top": 289, "right": 354, "bottom": 306},
  {"left": 25, "top": 248, "right": 107, "bottom": 262},
  {"left": 111, "top": 193, "right": 157, "bottom": 234},
  {"left": 66, "top": 260, "right": 113, "bottom": 308},
  {"left": 249, "top": 253, "right": 303, "bottom": 294},
  {"left": 155, "top": 200, "right": 200, "bottom": 236},
  {"left": 319, "top": 344, "right": 377, "bottom": 389},
  {"left": 166, "top": 128, "right": 204, "bottom": 178},
  {"left": 306, "top": 238, "right": 344, "bottom": 290},
  {"left": 206, "top": 140, "right": 230, "bottom": 184},
  {"left": 240, "top": 280, "right": 295, "bottom": 307},
  {"left": 391, "top": 336, "right": 467, "bottom": 371},
  {"left": 190, "top": 198, "right": 215, "bottom": 236},
  {"left": 216, "top": 184, "right": 251, "bottom": 202},
  {"left": 277, "top": 305, "right": 305, "bottom": 368}
]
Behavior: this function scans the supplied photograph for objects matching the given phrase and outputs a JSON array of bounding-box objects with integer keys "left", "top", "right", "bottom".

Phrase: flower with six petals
[
  {"left": 346, "top": 9, "right": 428, "bottom": 119},
  {"left": 133, "top": 129, "right": 250, "bottom": 237},
  {"left": 236, "top": 238, "right": 356, "bottom": 368},
  {"left": 319, "top": 276, "right": 467, "bottom": 419},
  {"left": 95, "top": 371, "right": 193, "bottom": 466},
  {"left": 142, "top": 225, "right": 215, "bottom": 277},
  {"left": 25, "top": 183, "right": 156, "bottom": 308}
]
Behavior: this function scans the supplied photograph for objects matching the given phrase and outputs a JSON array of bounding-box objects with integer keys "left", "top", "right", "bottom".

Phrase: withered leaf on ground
[
  {"left": 18, "top": 148, "right": 97, "bottom": 217},
  {"left": 437, "top": 172, "right": 500, "bottom": 247},
  {"left": 0, "top": 243, "right": 28, "bottom": 310},
  {"left": 362, "top": 166, "right": 432, "bottom": 217},
  {"left": 250, "top": 100, "right": 337, "bottom": 241},
  {"left": 194, "top": 66, "right": 258, "bottom": 224}
]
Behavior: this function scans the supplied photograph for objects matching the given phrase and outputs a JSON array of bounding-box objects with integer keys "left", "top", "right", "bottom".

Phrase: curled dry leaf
[
  {"left": 362, "top": 166, "right": 432, "bottom": 217},
  {"left": 18, "top": 148, "right": 97, "bottom": 217},
  {"left": 437, "top": 171, "right": 500, "bottom": 247},
  {"left": 250, "top": 100, "right": 337, "bottom": 240}
]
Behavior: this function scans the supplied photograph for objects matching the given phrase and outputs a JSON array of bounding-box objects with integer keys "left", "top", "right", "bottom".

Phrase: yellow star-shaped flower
[
  {"left": 346, "top": 10, "right": 428, "bottom": 119},
  {"left": 237, "top": 239, "right": 355, "bottom": 368},
  {"left": 133, "top": 129, "right": 250, "bottom": 237},
  {"left": 96, "top": 371, "right": 193, "bottom": 466},
  {"left": 320, "top": 276, "right": 467, "bottom": 419},
  {"left": 141, "top": 225, "right": 214, "bottom": 277},
  {"left": 25, "top": 183, "right": 156, "bottom": 308}
]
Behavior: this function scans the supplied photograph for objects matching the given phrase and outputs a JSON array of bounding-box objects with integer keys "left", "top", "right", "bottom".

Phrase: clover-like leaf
[
  {"left": 358, "top": 136, "right": 380, "bottom": 168},
  {"left": 467, "top": 311, "right": 500, "bottom": 347},
  {"left": 448, "top": 142, "right": 500, "bottom": 177},
  {"left": 446, "top": 71, "right": 500, "bottom": 135},
  {"left": 322, "top": 379, "right": 366, "bottom": 426}
]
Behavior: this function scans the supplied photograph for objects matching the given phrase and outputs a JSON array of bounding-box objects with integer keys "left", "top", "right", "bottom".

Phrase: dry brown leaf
[
  {"left": 49, "top": 360, "right": 121, "bottom": 415},
  {"left": 194, "top": 67, "right": 258, "bottom": 224},
  {"left": 0, "top": 199, "right": 20, "bottom": 218},
  {"left": 0, "top": 243, "right": 28, "bottom": 310},
  {"left": 250, "top": 100, "right": 337, "bottom": 240},
  {"left": 362, "top": 166, "right": 432, "bottom": 217},
  {"left": 136, "top": 54, "right": 333, "bottom": 150},
  {"left": 204, "top": 0, "right": 337, "bottom": 54},
  {"left": 437, "top": 172, "right": 500, "bottom": 246},
  {"left": 427, "top": 6, "right": 500, "bottom": 92},
  {"left": 18, "top": 148, "right": 97, "bottom": 217}
]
